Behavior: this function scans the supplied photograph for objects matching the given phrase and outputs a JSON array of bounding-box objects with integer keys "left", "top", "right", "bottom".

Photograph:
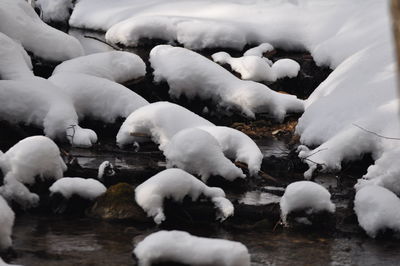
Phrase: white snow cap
[
  {"left": 135, "top": 169, "right": 234, "bottom": 224},
  {"left": 212, "top": 52, "right": 277, "bottom": 83},
  {"left": 117, "top": 102, "right": 214, "bottom": 149},
  {"left": 133, "top": 230, "right": 250, "bottom": 266},
  {"left": 271, "top": 59, "right": 300, "bottom": 79},
  {"left": 36, "top": 0, "right": 73, "bottom": 23},
  {"left": 0, "top": 196, "right": 14, "bottom": 250},
  {"left": 354, "top": 185, "right": 400, "bottom": 238},
  {"left": 0, "top": 77, "right": 97, "bottom": 147},
  {"left": 244, "top": 43, "right": 275, "bottom": 57},
  {"left": 49, "top": 73, "right": 149, "bottom": 123},
  {"left": 150, "top": 45, "right": 303, "bottom": 120},
  {"left": 52, "top": 51, "right": 146, "bottom": 83},
  {"left": 164, "top": 128, "right": 245, "bottom": 182},
  {"left": 49, "top": 177, "right": 107, "bottom": 200},
  {"left": 0, "top": 32, "right": 33, "bottom": 80},
  {"left": 280, "top": 181, "right": 335, "bottom": 224},
  {"left": 0, "top": 0, "right": 83, "bottom": 61},
  {"left": 0, "top": 136, "right": 66, "bottom": 208}
]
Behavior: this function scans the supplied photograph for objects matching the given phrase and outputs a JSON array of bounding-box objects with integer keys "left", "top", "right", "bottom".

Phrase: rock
[{"left": 89, "top": 183, "right": 148, "bottom": 222}]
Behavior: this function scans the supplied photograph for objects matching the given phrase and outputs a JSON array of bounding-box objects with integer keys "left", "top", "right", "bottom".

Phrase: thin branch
[
  {"left": 83, "top": 35, "right": 122, "bottom": 51},
  {"left": 303, "top": 148, "right": 328, "bottom": 159},
  {"left": 353, "top": 123, "right": 400, "bottom": 140}
]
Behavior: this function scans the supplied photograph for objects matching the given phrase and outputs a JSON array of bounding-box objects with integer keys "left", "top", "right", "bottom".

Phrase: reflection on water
[
  {"left": 10, "top": 214, "right": 400, "bottom": 266},
  {"left": 239, "top": 191, "right": 281, "bottom": 205}
]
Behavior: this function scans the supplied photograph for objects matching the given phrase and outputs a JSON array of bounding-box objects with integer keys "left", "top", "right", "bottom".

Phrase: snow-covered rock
[
  {"left": 0, "top": 196, "right": 14, "bottom": 250},
  {"left": 0, "top": 78, "right": 97, "bottom": 147},
  {"left": 135, "top": 169, "right": 234, "bottom": 224},
  {"left": 116, "top": 102, "right": 214, "bottom": 149},
  {"left": 271, "top": 59, "right": 300, "bottom": 79},
  {"left": 49, "top": 177, "right": 107, "bottom": 200},
  {"left": 354, "top": 185, "right": 400, "bottom": 238},
  {"left": 0, "top": 33, "right": 33, "bottom": 80},
  {"left": 52, "top": 51, "right": 146, "bottom": 83},
  {"left": 199, "top": 126, "right": 262, "bottom": 176},
  {"left": 212, "top": 52, "right": 276, "bottom": 82},
  {"left": 98, "top": 161, "right": 115, "bottom": 180},
  {"left": 280, "top": 181, "right": 335, "bottom": 224},
  {"left": 244, "top": 43, "right": 274, "bottom": 57},
  {"left": 49, "top": 73, "right": 149, "bottom": 123},
  {"left": 150, "top": 45, "right": 303, "bottom": 120},
  {"left": 164, "top": 128, "right": 245, "bottom": 182},
  {"left": 133, "top": 230, "right": 250, "bottom": 266},
  {"left": 36, "top": 0, "right": 73, "bottom": 23},
  {"left": 0, "top": 0, "right": 83, "bottom": 61}
]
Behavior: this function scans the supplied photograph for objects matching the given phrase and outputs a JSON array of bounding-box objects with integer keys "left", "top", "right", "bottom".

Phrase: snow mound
[
  {"left": 244, "top": 43, "right": 274, "bottom": 57},
  {"left": 271, "top": 59, "right": 300, "bottom": 79},
  {"left": 150, "top": 45, "right": 303, "bottom": 120},
  {"left": 0, "top": 78, "right": 97, "bottom": 147},
  {"left": 199, "top": 126, "right": 262, "bottom": 176},
  {"left": 0, "top": 0, "right": 83, "bottom": 61},
  {"left": 212, "top": 52, "right": 276, "bottom": 82},
  {"left": 0, "top": 196, "right": 14, "bottom": 250},
  {"left": 354, "top": 185, "right": 400, "bottom": 238},
  {"left": 0, "top": 136, "right": 66, "bottom": 208},
  {"left": 117, "top": 102, "right": 214, "bottom": 149},
  {"left": 49, "top": 177, "right": 107, "bottom": 200},
  {"left": 0, "top": 33, "right": 33, "bottom": 80},
  {"left": 49, "top": 73, "right": 149, "bottom": 123},
  {"left": 52, "top": 51, "right": 146, "bottom": 83},
  {"left": 135, "top": 169, "right": 234, "bottom": 224},
  {"left": 280, "top": 181, "right": 335, "bottom": 224},
  {"left": 133, "top": 230, "right": 250, "bottom": 266},
  {"left": 36, "top": 0, "right": 73, "bottom": 23},
  {"left": 105, "top": 15, "right": 247, "bottom": 50},
  {"left": 164, "top": 128, "right": 245, "bottom": 182}
]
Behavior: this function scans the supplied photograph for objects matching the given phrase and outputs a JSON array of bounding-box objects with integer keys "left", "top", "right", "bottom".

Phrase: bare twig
[
  {"left": 66, "top": 124, "right": 77, "bottom": 145},
  {"left": 303, "top": 148, "right": 328, "bottom": 159},
  {"left": 83, "top": 35, "right": 122, "bottom": 51},
  {"left": 353, "top": 123, "right": 400, "bottom": 140}
]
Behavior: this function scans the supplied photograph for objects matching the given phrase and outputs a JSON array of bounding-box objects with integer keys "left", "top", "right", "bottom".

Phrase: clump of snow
[
  {"left": 117, "top": 102, "right": 214, "bottom": 149},
  {"left": 199, "top": 126, "right": 262, "bottom": 176},
  {"left": 0, "top": 78, "right": 97, "bottom": 147},
  {"left": 271, "top": 59, "right": 300, "bottom": 79},
  {"left": 98, "top": 161, "right": 115, "bottom": 180},
  {"left": 36, "top": 0, "right": 73, "bottom": 23},
  {"left": 52, "top": 51, "right": 146, "bottom": 83},
  {"left": 0, "top": 33, "right": 33, "bottom": 80},
  {"left": 244, "top": 43, "right": 274, "bottom": 57},
  {"left": 133, "top": 230, "right": 250, "bottom": 266},
  {"left": 212, "top": 52, "right": 276, "bottom": 82},
  {"left": 280, "top": 181, "right": 335, "bottom": 224},
  {"left": 49, "top": 73, "right": 149, "bottom": 123},
  {"left": 49, "top": 177, "right": 107, "bottom": 200},
  {"left": 135, "top": 169, "right": 234, "bottom": 224},
  {"left": 164, "top": 128, "right": 245, "bottom": 182},
  {"left": 354, "top": 185, "right": 400, "bottom": 238},
  {"left": 0, "top": 196, "right": 14, "bottom": 250},
  {"left": 150, "top": 45, "right": 303, "bottom": 120},
  {"left": 0, "top": 0, "right": 83, "bottom": 61}
]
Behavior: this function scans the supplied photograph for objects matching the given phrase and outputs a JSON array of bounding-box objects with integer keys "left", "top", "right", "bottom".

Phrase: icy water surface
[{"left": 10, "top": 214, "right": 400, "bottom": 266}]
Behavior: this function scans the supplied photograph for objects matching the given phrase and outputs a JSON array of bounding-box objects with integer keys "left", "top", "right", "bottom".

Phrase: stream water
[{"left": 2, "top": 28, "right": 400, "bottom": 266}]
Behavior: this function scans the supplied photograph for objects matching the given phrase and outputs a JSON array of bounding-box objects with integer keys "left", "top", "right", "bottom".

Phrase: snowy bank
[
  {"left": 49, "top": 177, "right": 106, "bottom": 200},
  {"left": 150, "top": 45, "right": 304, "bottom": 120},
  {"left": 0, "top": 0, "right": 83, "bottom": 61},
  {"left": 280, "top": 181, "right": 335, "bottom": 224},
  {"left": 0, "top": 196, "right": 14, "bottom": 250},
  {"left": 135, "top": 169, "right": 234, "bottom": 224},
  {"left": 133, "top": 230, "right": 250, "bottom": 266},
  {"left": 354, "top": 185, "right": 400, "bottom": 238}
]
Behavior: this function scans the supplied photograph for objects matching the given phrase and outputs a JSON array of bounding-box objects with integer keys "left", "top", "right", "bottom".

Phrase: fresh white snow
[
  {"left": 271, "top": 59, "right": 300, "bottom": 79},
  {"left": 150, "top": 45, "right": 304, "bottom": 120},
  {"left": 0, "top": 0, "right": 83, "bottom": 61},
  {"left": 36, "top": 0, "right": 73, "bottom": 23},
  {"left": 280, "top": 181, "right": 335, "bottom": 224},
  {"left": 244, "top": 43, "right": 275, "bottom": 57},
  {"left": 164, "top": 128, "right": 245, "bottom": 182},
  {"left": 133, "top": 230, "right": 250, "bottom": 266},
  {"left": 354, "top": 185, "right": 400, "bottom": 238},
  {"left": 0, "top": 196, "right": 14, "bottom": 250},
  {"left": 135, "top": 169, "right": 234, "bottom": 224},
  {"left": 49, "top": 177, "right": 107, "bottom": 200}
]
